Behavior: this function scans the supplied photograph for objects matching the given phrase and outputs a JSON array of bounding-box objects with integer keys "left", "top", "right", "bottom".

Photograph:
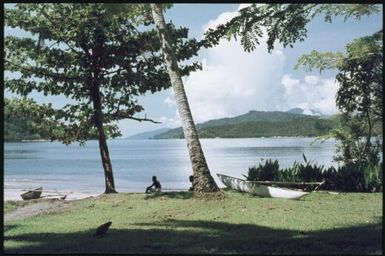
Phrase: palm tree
[{"left": 150, "top": 3, "right": 219, "bottom": 193}]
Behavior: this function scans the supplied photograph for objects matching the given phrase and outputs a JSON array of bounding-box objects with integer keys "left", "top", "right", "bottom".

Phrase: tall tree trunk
[
  {"left": 150, "top": 4, "right": 219, "bottom": 193},
  {"left": 90, "top": 26, "right": 117, "bottom": 194},
  {"left": 364, "top": 108, "right": 373, "bottom": 163},
  {"left": 91, "top": 84, "right": 117, "bottom": 194}
]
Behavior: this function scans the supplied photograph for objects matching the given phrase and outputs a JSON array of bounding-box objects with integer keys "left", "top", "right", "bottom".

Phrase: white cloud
[
  {"left": 203, "top": 10, "right": 238, "bottom": 32},
  {"left": 203, "top": 4, "right": 262, "bottom": 33},
  {"left": 304, "top": 75, "right": 319, "bottom": 85},
  {"left": 161, "top": 4, "right": 340, "bottom": 127},
  {"left": 281, "top": 75, "right": 339, "bottom": 115},
  {"left": 282, "top": 75, "right": 300, "bottom": 95},
  {"left": 182, "top": 5, "right": 287, "bottom": 123},
  {"left": 237, "top": 4, "right": 253, "bottom": 11},
  {"left": 160, "top": 110, "right": 181, "bottom": 128},
  {"left": 164, "top": 96, "right": 176, "bottom": 108}
]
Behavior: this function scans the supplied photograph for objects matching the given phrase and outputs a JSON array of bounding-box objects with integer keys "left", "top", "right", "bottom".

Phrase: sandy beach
[{"left": 4, "top": 188, "right": 99, "bottom": 201}]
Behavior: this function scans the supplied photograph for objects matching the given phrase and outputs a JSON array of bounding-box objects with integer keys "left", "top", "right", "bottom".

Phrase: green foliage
[
  {"left": 4, "top": 116, "right": 41, "bottom": 142},
  {"left": 4, "top": 3, "right": 202, "bottom": 145},
  {"left": 364, "top": 162, "right": 383, "bottom": 192},
  {"left": 323, "top": 162, "right": 382, "bottom": 192},
  {"left": 330, "top": 162, "right": 369, "bottom": 192},
  {"left": 285, "top": 154, "right": 325, "bottom": 182},
  {"left": 297, "top": 30, "right": 383, "bottom": 166},
  {"left": 246, "top": 159, "right": 280, "bottom": 181},
  {"left": 322, "top": 162, "right": 383, "bottom": 192},
  {"left": 103, "top": 3, "right": 172, "bottom": 26},
  {"left": 154, "top": 111, "right": 339, "bottom": 139},
  {"left": 336, "top": 30, "right": 383, "bottom": 164},
  {"left": 294, "top": 50, "right": 345, "bottom": 73},
  {"left": 204, "top": 4, "right": 379, "bottom": 53},
  {"left": 246, "top": 156, "right": 383, "bottom": 192},
  {"left": 4, "top": 97, "right": 102, "bottom": 144},
  {"left": 330, "top": 115, "right": 381, "bottom": 165},
  {"left": 4, "top": 99, "right": 45, "bottom": 142},
  {"left": 204, "top": 4, "right": 313, "bottom": 53},
  {"left": 300, "top": 161, "right": 383, "bottom": 192},
  {"left": 311, "top": 4, "right": 379, "bottom": 22},
  {"left": 247, "top": 155, "right": 325, "bottom": 183},
  {"left": 336, "top": 30, "right": 383, "bottom": 121}
]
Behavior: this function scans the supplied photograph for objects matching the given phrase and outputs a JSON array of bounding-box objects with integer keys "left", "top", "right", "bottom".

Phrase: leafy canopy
[
  {"left": 300, "top": 30, "right": 383, "bottom": 165},
  {"left": 5, "top": 3, "right": 202, "bottom": 144},
  {"left": 296, "top": 30, "right": 382, "bottom": 125},
  {"left": 336, "top": 30, "right": 383, "bottom": 121},
  {"left": 4, "top": 97, "right": 104, "bottom": 144},
  {"left": 203, "top": 4, "right": 379, "bottom": 52}
]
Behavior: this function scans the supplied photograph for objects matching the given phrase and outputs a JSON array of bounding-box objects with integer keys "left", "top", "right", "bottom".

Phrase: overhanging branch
[{"left": 127, "top": 115, "right": 161, "bottom": 124}]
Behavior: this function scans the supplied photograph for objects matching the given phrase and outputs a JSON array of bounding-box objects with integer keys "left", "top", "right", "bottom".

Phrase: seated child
[{"left": 145, "top": 176, "right": 162, "bottom": 193}]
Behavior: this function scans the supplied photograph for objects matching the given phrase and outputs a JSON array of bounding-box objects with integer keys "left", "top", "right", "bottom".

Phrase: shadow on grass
[
  {"left": 144, "top": 191, "right": 193, "bottom": 200},
  {"left": 4, "top": 219, "right": 382, "bottom": 254},
  {"left": 4, "top": 224, "right": 22, "bottom": 233}
]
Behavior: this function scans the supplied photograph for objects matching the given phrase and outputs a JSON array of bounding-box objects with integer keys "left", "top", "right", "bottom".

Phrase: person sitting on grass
[
  {"left": 145, "top": 176, "right": 162, "bottom": 193},
  {"left": 188, "top": 175, "right": 194, "bottom": 191}
]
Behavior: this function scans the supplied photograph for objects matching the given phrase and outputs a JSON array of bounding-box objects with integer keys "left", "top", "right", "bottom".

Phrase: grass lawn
[
  {"left": 4, "top": 190, "right": 382, "bottom": 254},
  {"left": 4, "top": 199, "right": 41, "bottom": 214}
]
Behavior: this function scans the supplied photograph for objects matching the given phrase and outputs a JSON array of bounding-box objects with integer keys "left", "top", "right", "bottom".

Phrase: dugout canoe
[
  {"left": 20, "top": 187, "right": 43, "bottom": 200},
  {"left": 217, "top": 174, "right": 309, "bottom": 200}
]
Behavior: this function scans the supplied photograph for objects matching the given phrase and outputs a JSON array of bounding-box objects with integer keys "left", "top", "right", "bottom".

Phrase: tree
[
  {"left": 150, "top": 3, "right": 219, "bottom": 193},
  {"left": 203, "top": 4, "right": 379, "bottom": 53},
  {"left": 5, "top": 3, "right": 202, "bottom": 193},
  {"left": 4, "top": 97, "right": 103, "bottom": 142},
  {"left": 296, "top": 30, "right": 383, "bottom": 165},
  {"left": 4, "top": 98, "right": 45, "bottom": 142}
]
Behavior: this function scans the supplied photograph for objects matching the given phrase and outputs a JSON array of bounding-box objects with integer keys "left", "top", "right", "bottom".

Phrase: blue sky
[{"left": 4, "top": 4, "right": 383, "bottom": 137}]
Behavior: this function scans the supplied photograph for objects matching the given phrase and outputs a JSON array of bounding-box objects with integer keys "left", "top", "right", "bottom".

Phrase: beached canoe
[
  {"left": 20, "top": 187, "right": 42, "bottom": 200},
  {"left": 217, "top": 174, "right": 309, "bottom": 200}
]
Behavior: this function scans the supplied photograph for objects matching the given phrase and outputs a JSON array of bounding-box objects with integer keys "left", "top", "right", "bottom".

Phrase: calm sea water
[{"left": 4, "top": 138, "right": 337, "bottom": 194}]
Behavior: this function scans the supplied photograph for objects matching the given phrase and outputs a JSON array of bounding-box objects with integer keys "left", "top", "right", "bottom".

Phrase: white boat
[{"left": 217, "top": 173, "right": 309, "bottom": 200}]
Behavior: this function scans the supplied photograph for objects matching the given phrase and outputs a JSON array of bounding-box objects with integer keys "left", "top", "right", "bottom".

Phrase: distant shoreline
[
  {"left": 20, "top": 139, "right": 50, "bottom": 142},
  {"left": 4, "top": 136, "right": 336, "bottom": 143},
  {"left": 147, "top": 135, "right": 328, "bottom": 140}
]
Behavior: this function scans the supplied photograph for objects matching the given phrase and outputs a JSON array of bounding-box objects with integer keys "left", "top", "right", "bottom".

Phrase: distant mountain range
[
  {"left": 126, "top": 109, "right": 339, "bottom": 139},
  {"left": 126, "top": 128, "right": 171, "bottom": 140},
  {"left": 286, "top": 107, "right": 323, "bottom": 116}
]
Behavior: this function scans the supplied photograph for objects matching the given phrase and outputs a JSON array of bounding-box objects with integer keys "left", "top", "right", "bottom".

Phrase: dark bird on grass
[
  {"left": 60, "top": 195, "right": 67, "bottom": 200},
  {"left": 93, "top": 221, "right": 112, "bottom": 238}
]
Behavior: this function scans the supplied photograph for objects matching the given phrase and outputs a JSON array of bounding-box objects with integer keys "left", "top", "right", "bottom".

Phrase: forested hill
[
  {"left": 5, "top": 110, "right": 343, "bottom": 141},
  {"left": 4, "top": 116, "right": 43, "bottom": 142},
  {"left": 153, "top": 110, "right": 339, "bottom": 139},
  {"left": 4, "top": 116, "right": 97, "bottom": 142}
]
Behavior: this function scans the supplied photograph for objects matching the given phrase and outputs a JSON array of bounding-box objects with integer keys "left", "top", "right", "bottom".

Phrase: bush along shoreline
[{"left": 245, "top": 154, "right": 383, "bottom": 192}]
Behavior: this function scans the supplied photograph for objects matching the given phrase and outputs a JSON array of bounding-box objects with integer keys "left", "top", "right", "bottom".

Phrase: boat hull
[
  {"left": 21, "top": 187, "right": 43, "bottom": 200},
  {"left": 217, "top": 174, "right": 309, "bottom": 200}
]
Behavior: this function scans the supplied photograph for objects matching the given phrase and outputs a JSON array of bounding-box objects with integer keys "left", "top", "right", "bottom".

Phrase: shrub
[
  {"left": 296, "top": 154, "right": 324, "bottom": 182},
  {"left": 320, "top": 166, "right": 338, "bottom": 190},
  {"left": 333, "top": 162, "right": 366, "bottom": 192},
  {"left": 246, "top": 159, "right": 279, "bottom": 181},
  {"left": 246, "top": 155, "right": 383, "bottom": 192},
  {"left": 328, "top": 161, "right": 383, "bottom": 192},
  {"left": 247, "top": 155, "right": 325, "bottom": 183},
  {"left": 364, "top": 162, "right": 383, "bottom": 192}
]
